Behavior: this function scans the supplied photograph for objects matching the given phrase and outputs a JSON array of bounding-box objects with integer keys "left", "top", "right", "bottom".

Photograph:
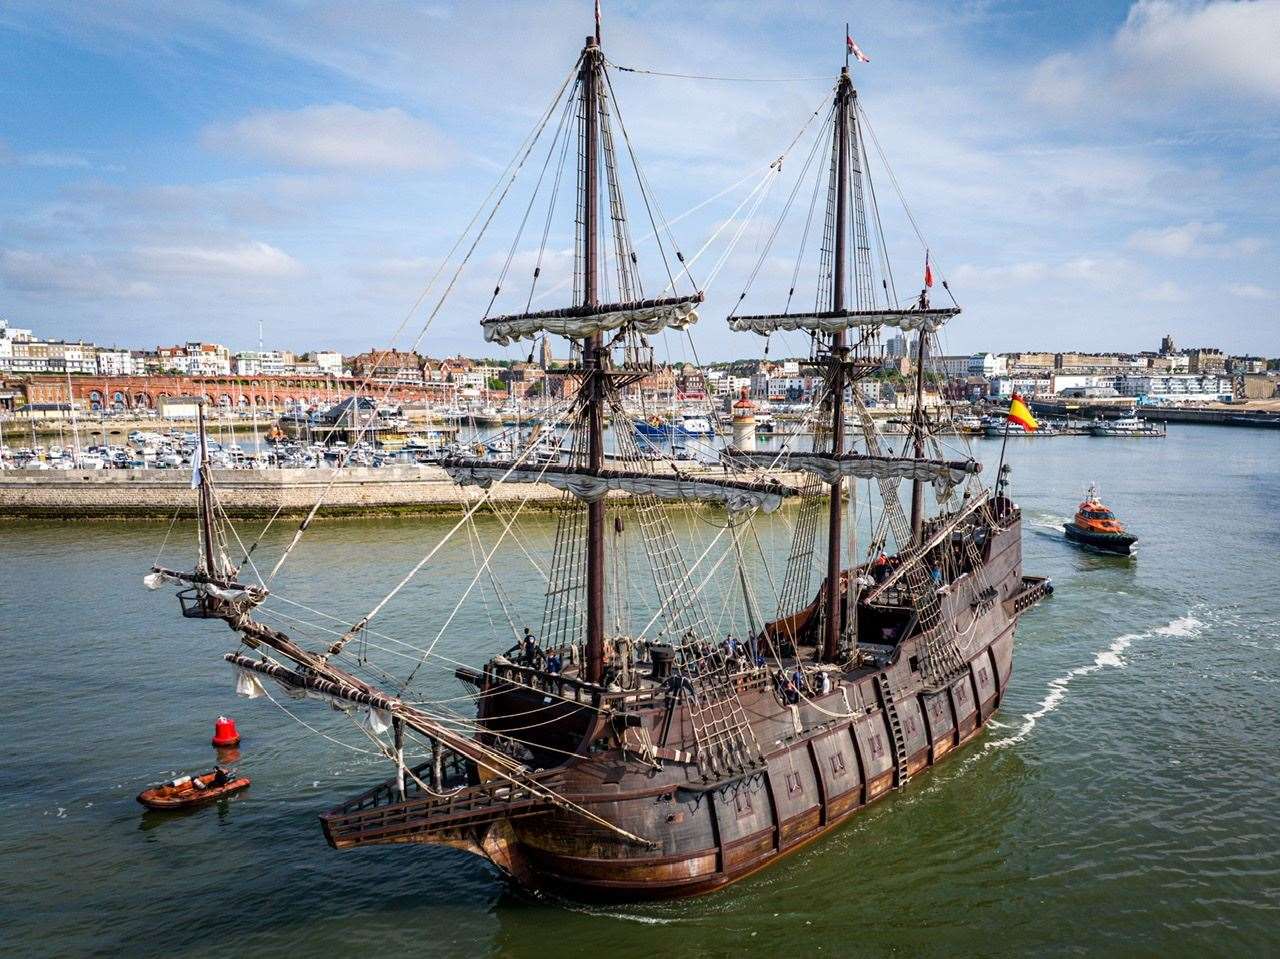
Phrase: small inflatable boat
[{"left": 136, "top": 768, "right": 250, "bottom": 810}]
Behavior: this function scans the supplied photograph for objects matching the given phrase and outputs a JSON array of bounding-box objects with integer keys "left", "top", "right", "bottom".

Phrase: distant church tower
[
  {"left": 539, "top": 335, "right": 553, "bottom": 370},
  {"left": 1160, "top": 333, "right": 1176, "bottom": 355}
]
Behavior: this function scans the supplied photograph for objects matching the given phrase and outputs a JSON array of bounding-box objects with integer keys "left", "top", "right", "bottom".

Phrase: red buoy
[{"left": 211, "top": 716, "right": 241, "bottom": 748}]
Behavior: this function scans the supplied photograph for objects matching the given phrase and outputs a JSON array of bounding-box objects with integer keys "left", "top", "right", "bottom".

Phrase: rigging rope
[
  {"left": 268, "top": 61, "right": 580, "bottom": 582},
  {"left": 606, "top": 59, "right": 830, "bottom": 83}
]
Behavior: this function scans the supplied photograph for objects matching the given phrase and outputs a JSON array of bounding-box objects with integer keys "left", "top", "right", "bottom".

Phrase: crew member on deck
[
  {"left": 516, "top": 627, "right": 539, "bottom": 666},
  {"left": 872, "top": 552, "right": 890, "bottom": 583}
]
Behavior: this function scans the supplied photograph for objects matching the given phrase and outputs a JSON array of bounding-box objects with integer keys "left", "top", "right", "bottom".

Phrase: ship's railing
[
  {"left": 484, "top": 654, "right": 802, "bottom": 712},
  {"left": 321, "top": 767, "right": 566, "bottom": 848},
  {"left": 328, "top": 751, "right": 474, "bottom": 818},
  {"left": 486, "top": 662, "right": 604, "bottom": 704}
]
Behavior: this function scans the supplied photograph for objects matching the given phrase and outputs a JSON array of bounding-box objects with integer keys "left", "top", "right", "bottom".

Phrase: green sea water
[{"left": 2, "top": 424, "right": 1278, "bottom": 957}]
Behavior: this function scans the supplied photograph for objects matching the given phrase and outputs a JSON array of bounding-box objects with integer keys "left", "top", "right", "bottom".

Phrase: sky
[{"left": 0, "top": 0, "right": 1277, "bottom": 362}]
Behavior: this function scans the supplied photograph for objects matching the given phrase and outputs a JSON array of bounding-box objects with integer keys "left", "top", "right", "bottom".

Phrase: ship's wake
[{"left": 985, "top": 613, "right": 1204, "bottom": 750}]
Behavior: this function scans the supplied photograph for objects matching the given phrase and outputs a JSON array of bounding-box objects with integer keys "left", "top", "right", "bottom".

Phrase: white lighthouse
[{"left": 731, "top": 387, "right": 757, "bottom": 452}]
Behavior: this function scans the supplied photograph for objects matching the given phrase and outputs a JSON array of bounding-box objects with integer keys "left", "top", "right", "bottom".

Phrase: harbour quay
[
  {"left": 1029, "top": 396, "right": 1280, "bottom": 428},
  {"left": 0, "top": 463, "right": 809, "bottom": 519}
]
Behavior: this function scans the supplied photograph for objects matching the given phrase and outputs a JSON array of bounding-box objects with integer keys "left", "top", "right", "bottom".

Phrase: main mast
[
  {"left": 581, "top": 33, "right": 606, "bottom": 684},
  {"left": 823, "top": 67, "right": 853, "bottom": 662}
]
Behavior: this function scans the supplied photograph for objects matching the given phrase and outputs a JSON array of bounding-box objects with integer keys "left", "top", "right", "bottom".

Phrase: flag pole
[
  {"left": 845, "top": 22, "right": 850, "bottom": 69},
  {"left": 995, "top": 396, "right": 1013, "bottom": 504}
]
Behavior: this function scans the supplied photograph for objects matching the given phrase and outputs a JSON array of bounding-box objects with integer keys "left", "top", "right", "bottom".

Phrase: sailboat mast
[
  {"left": 196, "top": 400, "right": 217, "bottom": 577},
  {"left": 823, "top": 67, "right": 852, "bottom": 663},
  {"left": 582, "top": 34, "right": 606, "bottom": 684}
]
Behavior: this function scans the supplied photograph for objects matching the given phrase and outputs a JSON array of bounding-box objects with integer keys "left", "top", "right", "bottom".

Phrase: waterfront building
[
  {"left": 157, "top": 395, "right": 205, "bottom": 419},
  {"left": 310, "top": 350, "right": 343, "bottom": 377},
  {"left": 1146, "top": 353, "right": 1190, "bottom": 373},
  {"left": 989, "top": 374, "right": 1052, "bottom": 398},
  {"left": 1230, "top": 355, "right": 1268, "bottom": 374},
  {"left": 154, "top": 342, "right": 232, "bottom": 376},
  {"left": 0, "top": 321, "right": 36, "bottom": 372},
  {"left": 1186, "top": 348, "right": 1228, "bottom": 375},
  {"left": 1, "top": 337, "right": 98, "bottom": 374},
  {"left": 1117, "top": 373, "right": 1232, "bottom": 403},
  {"left": 1241, "top": 373, "right": 1280, "bottom": 399},
  {"left": 1049, "top": 373, "right": 1120, "bottom": 397},
  {"left": 234, "top": 350, "right": 288, "bottom": 375},
  {"left": 349, "top": 348, "right": 426, "bottom": 384},
  {"left": 96, "top": 348, "right": 144, "bottom": 376},
  {"left": 927, "top": 354, "right": 972, "bottom": 379},
  {"left": 968, "top": 352, "right": 1007, "bottom": 378}
]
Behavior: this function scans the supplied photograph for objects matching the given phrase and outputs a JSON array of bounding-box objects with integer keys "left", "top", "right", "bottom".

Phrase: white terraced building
[{"left": 1117, "top": 374, "right": 1232, "bottom": 403}]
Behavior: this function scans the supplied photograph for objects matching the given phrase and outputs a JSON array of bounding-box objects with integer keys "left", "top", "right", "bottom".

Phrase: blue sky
[{"left": 1, "top": 0, "right": 1276, "bottom": 361}]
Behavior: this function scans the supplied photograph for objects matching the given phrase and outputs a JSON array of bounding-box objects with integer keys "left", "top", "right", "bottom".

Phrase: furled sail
[
  {"left": 482, "top": 294, "right": 702, "bottom": 346},
  {"left": 727, "top": 450, "right": 979, "bottom": 487},
  {"left": 728, "top": 306, "right": 959, "bottom": 336},
  {"left": 443, "top": 458, "right": 794, "bottom": 513}
]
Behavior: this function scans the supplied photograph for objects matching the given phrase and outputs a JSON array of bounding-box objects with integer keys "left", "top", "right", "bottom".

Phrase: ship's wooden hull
[
  {"left": 321, "top": 514, "right": 1045, "bottom": 901},
  {"left": 505, "top": 626, "right": 1015, "bottom": 900}
]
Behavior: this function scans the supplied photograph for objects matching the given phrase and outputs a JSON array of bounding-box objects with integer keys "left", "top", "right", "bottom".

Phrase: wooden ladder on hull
[{"left": 876, "top": 673, "right": 912, "bottom": 788}]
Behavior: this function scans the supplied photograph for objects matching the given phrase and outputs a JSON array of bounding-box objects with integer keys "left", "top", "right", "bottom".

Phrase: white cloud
[
  {"left": 1028, "top": 0, "right": 1280, "bottom": 117},
  {"left": 21, "top": 151, "right": 93, "bottom": 169},
  {"left": 950, "top": 257, "right": 1130, "bottom": 288},
  {"left": 134, "top": 241, "right": 303, "bottom": 277},
  {"left": 0, "top": 249, "right": 156, "bottom": 298},
  {"left": 202, "top": 104, "right": 454, "bottom": 171},
  {"left": 1126, "top": 220, "right": 1265, "bottom": 257},
  {"left": 1115, "top": 0, "right": 1280, "bottom": 103},
  {"left": 1226, "top": 282, "right": 1273, "bottom": 299},
  {"left": 0, "top": 137, "right": 94, "bottom": 170},
  {"left": 1140, "top": 279, "right": 1190, "bottom": 302}
]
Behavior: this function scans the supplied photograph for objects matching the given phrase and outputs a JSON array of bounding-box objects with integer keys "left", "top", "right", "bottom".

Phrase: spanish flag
[{"left": 1007, "top": 392, "right": 1038, "bottom": 432}]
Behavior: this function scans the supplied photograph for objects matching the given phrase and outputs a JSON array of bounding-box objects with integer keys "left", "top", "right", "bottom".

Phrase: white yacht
[{"left": 1088, "top": 415, "right": 1165, "bottom": 437}]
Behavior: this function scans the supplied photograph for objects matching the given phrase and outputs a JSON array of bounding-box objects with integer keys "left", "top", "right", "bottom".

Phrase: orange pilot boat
[
  {"left": 137, "top": 767, "right": 249, "bottom": 810},
  {"left": 1064, "top": 484, "right": 1138, "bottom": 555}
]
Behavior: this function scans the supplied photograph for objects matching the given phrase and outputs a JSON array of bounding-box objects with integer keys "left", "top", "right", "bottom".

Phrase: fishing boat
[
  {"left": 1088, "top": 415, "right": 1165, "bottom": 437},
  {"left": 1064, "top": 484, "right": 1137, "bottom": 554},
  {"left": 145, "top": 14, "right": 1049, "bottom": 902},
  {"left": 136, "top": 768, "right": 249, "bottom": 810}
]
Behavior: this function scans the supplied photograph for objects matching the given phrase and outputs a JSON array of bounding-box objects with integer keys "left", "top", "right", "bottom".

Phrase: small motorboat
[
  {"left": 136, "top": 767, "right": 250, "bottom": 810},
  {"left": 1064, "top": 484, "right": 1138, "bottom": 555}
]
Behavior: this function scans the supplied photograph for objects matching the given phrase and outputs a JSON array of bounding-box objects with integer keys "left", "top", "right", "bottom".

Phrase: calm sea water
[{"left": 2, "top": 424, "right": 1278, "bottom": 957}]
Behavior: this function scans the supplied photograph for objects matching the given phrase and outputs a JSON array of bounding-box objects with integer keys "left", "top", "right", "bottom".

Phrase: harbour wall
[
  {"left": 1029, "top": 398, "right": 1280, "bottom": 428},
  {"left": 0, "top": 465, "right": 809, "bottom": 519}
]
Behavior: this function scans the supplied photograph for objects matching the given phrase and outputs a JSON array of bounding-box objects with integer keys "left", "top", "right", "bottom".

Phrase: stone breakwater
[{"left": 0, "top": 465, "right": 808, "bottom": 519}]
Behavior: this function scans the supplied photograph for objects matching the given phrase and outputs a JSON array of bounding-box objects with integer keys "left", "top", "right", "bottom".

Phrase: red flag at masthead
[
  {"left": 847, "top": 34, "right": 871, "bottom": 63},
  {"left": 924, "top": 250, "right": 934, "bottom": 289}
]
